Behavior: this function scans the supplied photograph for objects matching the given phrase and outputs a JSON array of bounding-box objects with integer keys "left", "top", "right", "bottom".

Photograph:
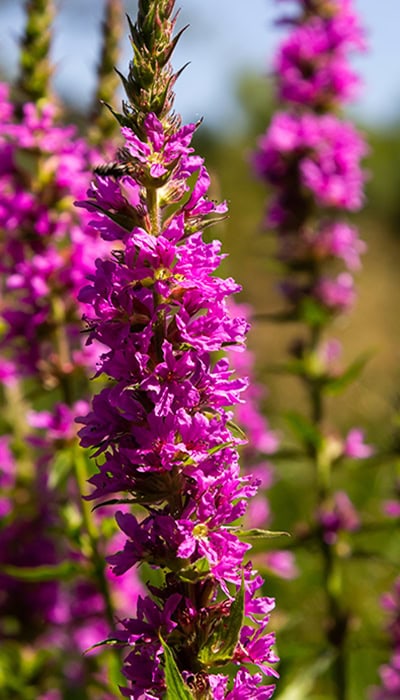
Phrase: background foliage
[{"left": 1, "top": 1, "right": 400, "bottom": 698}]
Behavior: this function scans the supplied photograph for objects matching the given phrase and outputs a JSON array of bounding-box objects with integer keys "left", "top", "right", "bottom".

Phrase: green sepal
[
  {"left": 198, "top": 575, "right": 244, "bottom": 667},
  {"left": 160, "top": 25, "right": 189, "bottom": 67},
  {"left": 0, "top": 560, "right": 80, "bottom": 582},
  {"left": 91, "top": 497, "right": 138, "bottom": 511},
  {"left": 103, "top": 99, "right": 135, "bottom": 129},
  {"left": 159, "top": 635, "right": 194, "bottom": 699},
  {"left": 81, "top": 199, "right": 138, "bottom": 232}
]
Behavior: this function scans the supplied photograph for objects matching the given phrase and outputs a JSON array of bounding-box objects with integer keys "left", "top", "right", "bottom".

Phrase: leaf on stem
[
  {"left": 198, "top": 575, "right": 245, "bottom": 667},
  {"left": 159, "top": 635, "right": 194, "bottom": 699},
  {"left": 285, "top": 411, "right": 322, "bottom": 450},
  {"left": 235, "top": 528, "right": 291, "bottom": 541},
  {"left": 0, "top": 561, "right": 80, "bottom": 582},
  {"left": 324, "top": 352, "right": 372, "bottom": 395}
]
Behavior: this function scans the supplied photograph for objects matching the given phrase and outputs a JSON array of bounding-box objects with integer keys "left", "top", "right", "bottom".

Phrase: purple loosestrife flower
[
  {"left": 253, "top": 0, "right": 373, "bottom": 694},
  {"left": 227, "top": 302, "right": 297, "bottom": 580},
  {"left": 254, "top": 111, "right": 367, "bottom": 222},
  {"left": 317, "top": 490, "right": 360, "bottom": 545},
  {"left": 275, "top": 0, "right": 365, "bottom": 109},
  {"left": 77, "top": 2, "right": 278, "bottom": 696},
  {"left": 343, "top": 427, "right": 374, "bottom": 459},
  {"left": 253, "top": 0, "right": 368, "bottom": 320},
  {"left": 0, "top": 86, "right": 108, "bottom": 380},
  {"left": 0, "top": 436, "right": 15, "bottom": 517},
  {"left": 370, "top": 579, "right": 400, "bottom": 700},
  {"left": 0, "top": 69, "right": 140, "bottom": 698}
]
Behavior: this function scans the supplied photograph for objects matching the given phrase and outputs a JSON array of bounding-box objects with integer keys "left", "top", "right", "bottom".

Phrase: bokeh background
[
  {"left": 1, "top": 1, "right": 400, "bottom": 698},
  {"left": 1, "top": 0, "right": 400, "bottom": 129},
  {"left": 1, "top": 0, "right": 398, "bottom": 424}
]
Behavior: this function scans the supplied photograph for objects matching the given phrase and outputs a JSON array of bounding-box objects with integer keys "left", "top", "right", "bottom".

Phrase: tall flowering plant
[
  {"left": 371, "top": 578, "right": 400, "bottom": 700},
  {"left": 253, "top": 0, "right": 374, "bottom": 696},
  {"left": 76, "top": 1, "right": 279, "bottom": 697},
  {"left": 0, "top": 1, "right": 143, "bottom": 697}
]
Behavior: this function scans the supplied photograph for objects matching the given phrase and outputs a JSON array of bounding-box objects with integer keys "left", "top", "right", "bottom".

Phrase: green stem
[
  {"left": 90, "top": 0, "right": 124, "bottom": 143},
  {"left": 50, "top": 295, "right": 117, "bottom": 632},
  {"left": 2, "top": 381, "right": 35, "bottom": 483},
  {"left": 147, "top": 186, "right": 160, "bottom": 235},
  {"left": 307, "top": 321, "right": 347, "bottom": 700},
  {"left": 73, "top": 443, "right": 116, "bottom": 631}
]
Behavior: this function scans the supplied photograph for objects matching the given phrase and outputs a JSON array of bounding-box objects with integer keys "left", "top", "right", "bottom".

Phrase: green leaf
[
  {"left": 277, "top": 652, "right": 334, "bottom": 700},
  {"left": 207, "top": 441, "right": 234, "bottom": 457},
  {"left": 220, "top": 575, "right": 245, "bottom": 659},
  {"left": 0, "top": 560, "right": 80, "bottom": 582},
  {"left": 299, "top": 297, "right": 331, "bottom": 327},
  {"left": 92, "top": 497, "right": 138, "bottom": 511},
  {"left": 324, "top": 352, "right": 372, "bottom": 395},
  {"left": 84, "top": 637, "right": 122, "bottom": 655},
  {"left": 226, "top": 419, "right": 247, "bottom": 441},
  {"left": 285, "top": 411, "right": 321, "bottom": 450},
  {"left": 159, "top": 636, "right": 194, "bottom": 699},
  {"left": 235, "top": 528, "right": 291, "bottom": 541},
  {"left": 49, "top": 449, "right": 73, "bottom": 490},
  {"left": 198, "top": 575, "right": 244, "bottom": 667}
]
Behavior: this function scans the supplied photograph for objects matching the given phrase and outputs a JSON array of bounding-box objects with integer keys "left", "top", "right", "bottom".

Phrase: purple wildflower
[
  {"left": 0, "top": 86, "right": 108, "bottom": 379},
  {"left": 317, "top": 490, "right": 360, "bottom": 545},
  {"left": 371, "top": 579, "right": 400, "bottom": 699},
  {"left": 252, "top": 0, "right": 371, "bottom": 693},
  {"left": 343, "top": 428, "right": 374, "bottom": 459},
  {"left": 76, "top": 4, "right": 278, "bottom": 696}
]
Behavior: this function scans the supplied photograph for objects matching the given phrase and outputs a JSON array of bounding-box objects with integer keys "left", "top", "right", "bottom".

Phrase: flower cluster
[
  {"left": 227, "top": 303, "right": 297, "bottom": 580},
  {"left": 275, "top": 0, "right": 365, "bottom": 109},
  {"left": 227, "top": 302, "right": 278, "bottom": 530},
  {"left": 253, "top": 0, "right": 368, "bottom": 318},
  {"left": 252, "top": 0, "right": 372, "bottom": 693},
  {"left": 317, "top": 490, "right": 359, "bottom": 545},
  {"left": 77, "top": 4, "right": 278, "bottom": 695},
  {"left": 78, "top": 110, "right": 278, "bottom": 698},
  {"left": 0, "top": 77, "right": 143, "bottom": 695},
  {"left": 0, "top": 84, "right": 107, "bottom": 380},
  {"left": 371, "top": 578, "right": 400, "bottom": 700}
]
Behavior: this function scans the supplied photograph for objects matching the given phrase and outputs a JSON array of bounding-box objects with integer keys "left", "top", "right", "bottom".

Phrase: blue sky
[{"left": 0, "top": 0, "right": 399, "bottom": 130}]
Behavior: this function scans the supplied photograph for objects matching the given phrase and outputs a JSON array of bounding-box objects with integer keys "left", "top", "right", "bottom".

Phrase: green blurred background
[{"left": 1, "top": 1, "right": 399, "bottom": 697}]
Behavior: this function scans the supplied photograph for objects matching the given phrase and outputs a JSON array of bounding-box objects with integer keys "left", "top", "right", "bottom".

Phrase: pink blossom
[{"left": 343, "top": 428, "right": 374, "bottom": 459}]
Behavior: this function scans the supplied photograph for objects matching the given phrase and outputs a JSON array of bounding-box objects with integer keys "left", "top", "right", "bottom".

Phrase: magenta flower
[
  {"left": 275, "top": 2, "right": 365, "bottom": 109},
  {"left": 0, "top": 86, "right": 109, "bottom": 379},
  {"left": 254, "top": 112, "right": 367, "bottom": 217},
  {"left": 262, "top": 551, "right": 299, "bottom": 580},
  {"left": 343, "top": 428, "right": 374, "bottom": 459},
  {"left": 76, "top": 7, "right": 279, "bottom": 696},
  {"left": 253, "top": 0, "right": 372, "bottom": 695},
  {"left": 317, "top": 490, "right": 360, "bottom": 545},
  {"left": 371, "top": 580, "right": 400, "bottom": 699}
]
